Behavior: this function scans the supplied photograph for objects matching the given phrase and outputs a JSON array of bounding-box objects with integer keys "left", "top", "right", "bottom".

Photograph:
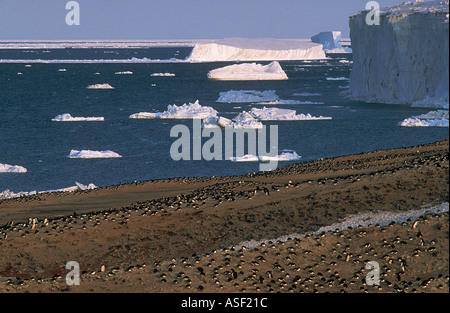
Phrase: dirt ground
[{"left": 0, "top": 139, "right": 448, "bottom": 293}]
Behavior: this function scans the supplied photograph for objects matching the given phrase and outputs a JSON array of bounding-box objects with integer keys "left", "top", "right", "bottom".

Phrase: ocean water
[{"left": 0, "top": 47, "right": 448, "bottom": 192}]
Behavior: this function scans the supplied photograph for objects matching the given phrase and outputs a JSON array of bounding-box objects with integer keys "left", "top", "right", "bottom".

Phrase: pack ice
[
  {"left": 208, "top": 61, "right": 288, "bottom": 81},
  {"left": 130, "top": 100, "right": 218, "bottom": 120},
  {"left": 348, "top": 0, "right": 449, "bottom": 106}
]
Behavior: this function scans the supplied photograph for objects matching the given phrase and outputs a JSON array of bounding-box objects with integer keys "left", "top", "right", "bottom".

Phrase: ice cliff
[
  {"left": 348, "top": 0, "right": 449, "bottom": 107},
  {"left": 188, "top": 38, "right": 326, "bottom": 62}
]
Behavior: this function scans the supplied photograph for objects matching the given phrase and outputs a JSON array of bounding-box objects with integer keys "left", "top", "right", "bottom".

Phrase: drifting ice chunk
[
  {"left": 159, "top": 101, "right": 218, "bottom": 119},
  {"left": 129, "top": 112, "right": 161, "bottom": 119},
  {"left": 216, "top": 90, "right": 279, "bottom": 103},
  {"left": 399, "top": 110, "right": 449, "bottom": 127},
  {"left": 87, "top": 83, "right": 114, "bottom": 89},
  {"left": 230, "top": 151, "right": 301, "bottom": 162},
  {"left": 411, "top": 96, "right": 449, "bottom": 109},
  {"left": 151, "top": 73, "right": 175, "bottom": 77},
  {"left": 115, "top": 71, "right": 133, "bottom": 75},
  {"left": 231, "top": 112, "right": 264, "bottom": 129},
  {"left": 68, "top": 150, "right": 122, "bottom": 158},
  {"left": 129, "top": 100, "right": 218, "bottom": 120},
  {"left": 52, "top": 113, "right": 105, "bottom": 122},
  {"left": 208, "top": 61, "right": 288, "bottom": 81},
  {"left": 0, "top": 163, "right": 27, "bottom": 173},
  {"left": 326, "top": 77, "right": 349, "bottom": 81},
  {"left": 250, "top": 107, "right": 332, "bottom": 121},
  {"left": 202, "top": 116, "right": 233, "bottom": 128}
]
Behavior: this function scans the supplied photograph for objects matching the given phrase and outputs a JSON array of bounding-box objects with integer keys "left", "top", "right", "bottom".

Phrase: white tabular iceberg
[
  {"left": 115, "top": 71, "right": 133, "bottom": 75},
  {"left": 52, "top": 113, "right": 105, "bottom": 122},
  {"left": 399, "top": 110, "right": 449, "bottom": 127},
  {"left": 188, "top": 38, "right": 326, "bottom": 62},
  {"left": 68, "top": 150, "right": 122, "bottom": 158},
  {"left": 208, "top": 61, "right": 288, "bottom": 81},
  {"left": 0, "top": 163, "right": 27, "bottom": 173}
]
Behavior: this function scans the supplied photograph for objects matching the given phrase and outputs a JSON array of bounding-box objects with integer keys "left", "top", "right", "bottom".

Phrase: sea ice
[
  {"left": 151, "top": 73, "right": 176, "bottom": 77},
  {"left": 0, "top": 163, "right": 27, "bottom": 173},
  {"left": 87, "top": 83, "right": 115, "bottom": 89},
  {"left": 249, "top": 107, "right": 332, "bottom": 121},
  {"left": 231, "top": 111, "right": 264, "bottom": 129},
  {"left": 68, "top": 150, "right": 122, "bottom": 158},
  {"left": 230, "top": 151, "right": 301, "bottom": 162},
  {"left": 208, "top": 61, "right": 288, "bottom": 81},
  {"left": 115, "top": 71, "right": 133, "bottom": 75},
  {"left": 130, "top": 100, "right": 218, "bottom": 120},
  {"left": 399, "top": 110, "right": 449, "bottom": 127},
  {"left": 52, "top": 113, "right": 105, "bottom": 122}
]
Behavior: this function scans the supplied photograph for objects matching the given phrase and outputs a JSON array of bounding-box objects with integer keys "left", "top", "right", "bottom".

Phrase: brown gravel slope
[{"left": 0, "top": 138, "right": 448, "bottom": 293}]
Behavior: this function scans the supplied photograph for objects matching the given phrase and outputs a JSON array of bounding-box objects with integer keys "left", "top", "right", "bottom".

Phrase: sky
[{"left": 0, "top": 0, "right": 406, "bottom": 40}]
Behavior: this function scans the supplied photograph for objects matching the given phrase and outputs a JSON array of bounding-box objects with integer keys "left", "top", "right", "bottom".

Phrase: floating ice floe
[
  {"left": 68, "top": 150, "right": 122, "bottom": 158},
  {"left": 231, "top": 111, "right": 264, "bottom": 129},
  {"left": 0, "top": 182, "right": 97, "bottom": 200},
  {"left": 411, "top": 96, "right": 449, "bottom": 109},
  {"left": 129, "top": 112, "right": 161, "bottom": 119},
  {"left": 208, "top": 61, "right": 288, "bottom": 81},
  {"left": 0, "top": 163, "right": 27, "bottom": 173},
  {"left": 130, "top": 100, "right": 218, "bottom": 120},
  {"left": 58, "top": 68, "right": 67, "bottom": 72},
  {"left": 52, "top": 113, "right": 105, "bottom": 122},
  {"left": 399, "top": 110, "right": 449, "bottom": 127},
  {"left": 115, "top": 71, "right": 133, "bottom": 75},
  {"left": 151, "top": 73, "right": 175, "bottom": 77},
  {"left": 86, "top": 83, "right": 115, "bottom": 89},
  {"left": 230, "top": 151, "right": 301, "bottom": 162},
  {"left": 250, "top": 107, "right": 332, "bottom": 121},
  {"left": 216, "top": 90, "right": 280, "bottom": 103}
]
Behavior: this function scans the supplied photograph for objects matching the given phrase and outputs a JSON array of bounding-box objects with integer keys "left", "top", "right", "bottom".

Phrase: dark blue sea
[{"left": 0, "top": 47, "right": 447, "bottom": 192}]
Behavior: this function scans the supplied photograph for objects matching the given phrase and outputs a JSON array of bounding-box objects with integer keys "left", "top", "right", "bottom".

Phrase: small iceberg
[
  {"left": 250, "top": 107, "right": 332, "bottom": 121},
  {"left": 151, "top": 73, "right": 175, "bottom": 77},
  {"left": 399, "top": 110, "right": 449, "bottom": 127},
  {"left": 52, "top": 113, "right": 105, "bottom": 122},
  {"left": 0, "top": 163, "right": 27, "bottom": 173},
  {"left": 68, "top": 150, "right": 122, "bottom": 158},
  {"left": 130, "top": 100, "right": 218, "bottom": 120},
  {"left": 208, "top": 61, "right": 288, "bottom": 81},
  {"left": 87, "top": 83, "right": 115, "bottom": 89},
  {"left": 114, "top": 71, "right": 133, "bottom": 75},
  {"left": 230, "top": 151, "right": 301, "bottom": 162},
  {"left": 231, "top": 111, "right": 264, "bottom": 129},
  {"left": 216, "top": 90, "right": 279, "bottom": 103}
]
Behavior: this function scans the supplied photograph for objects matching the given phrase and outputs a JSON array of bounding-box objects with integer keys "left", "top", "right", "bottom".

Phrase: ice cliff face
[{"left": 348, "top": 0, "right": 449, "bottom": 106}]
